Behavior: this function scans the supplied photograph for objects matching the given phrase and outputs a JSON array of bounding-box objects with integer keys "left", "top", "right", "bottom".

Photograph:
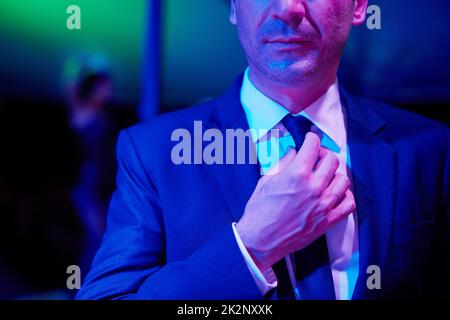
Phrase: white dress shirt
[{"left": 232, "top": 68, "right": 360, "bottom": 300}]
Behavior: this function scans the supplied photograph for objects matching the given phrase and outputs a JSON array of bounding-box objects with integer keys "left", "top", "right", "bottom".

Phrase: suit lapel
[
  {"left": 340, "top": 90, "right": 397, "bottom": 299},
  {"left": 206, "top": 75, "right": 261, "bottom": 223}
]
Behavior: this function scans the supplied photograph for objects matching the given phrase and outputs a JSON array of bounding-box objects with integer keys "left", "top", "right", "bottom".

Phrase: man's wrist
[
  {"left": 235, "top": 221, "right": 271, "bottom": 272},
  {"left": 232, "top": 223, "right": 278, "bottom": 294}
]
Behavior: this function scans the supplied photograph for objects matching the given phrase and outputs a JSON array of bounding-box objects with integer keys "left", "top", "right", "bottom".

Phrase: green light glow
[{"left": 0, "top": 0, "right": 146, "bottom": 101}]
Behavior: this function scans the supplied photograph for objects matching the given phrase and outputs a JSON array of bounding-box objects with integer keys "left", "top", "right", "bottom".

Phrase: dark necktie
[{"left": 274, "top": 114, "right": 336, "bottom": 300}]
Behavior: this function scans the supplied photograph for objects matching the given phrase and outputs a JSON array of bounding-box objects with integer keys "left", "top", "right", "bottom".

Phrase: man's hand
[{"left": 236, "top": 132, "right": 356, "bottom": 272}]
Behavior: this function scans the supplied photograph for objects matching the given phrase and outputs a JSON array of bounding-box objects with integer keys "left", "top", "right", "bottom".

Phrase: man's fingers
[
  {"left": 326, "top": 190, "right": 356, "bottom": 226},
  {"left": 311, "top": 149, "right": 340, "bottom": 192},
  {"left": 325, "top": 174, "right": 350, "bottom": 203},
  {"left": 314, "top": 147, "right": 327, "bottom": 169},
  {"left": 316, "top": 173, "right": 350, "bottom": 212},
  {"left": 292, "top": 132, "right": 321, "bottom": 174}
]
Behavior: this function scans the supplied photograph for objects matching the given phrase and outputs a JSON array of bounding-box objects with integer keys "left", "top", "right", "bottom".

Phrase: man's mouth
[
  {"left": 263, "top": 37, "right": 313, "bottom": 51},
  {"left": 265, "top": 37, "right": 310, "bottom": 44}
]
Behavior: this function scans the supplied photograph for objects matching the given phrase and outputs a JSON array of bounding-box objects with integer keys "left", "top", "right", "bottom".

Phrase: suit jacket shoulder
[{"left": 349, "top": 95, "right": 449, "bottom": 159}]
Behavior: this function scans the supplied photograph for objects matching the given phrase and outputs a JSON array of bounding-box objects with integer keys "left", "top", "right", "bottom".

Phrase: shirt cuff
[{"left": 232, "top": 222, "right": 277, "bottom": 295}]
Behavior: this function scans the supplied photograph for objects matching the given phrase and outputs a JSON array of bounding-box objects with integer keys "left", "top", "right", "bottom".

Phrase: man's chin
[{"left": 266, "top": 60, "right": 318, "bottom": 83}]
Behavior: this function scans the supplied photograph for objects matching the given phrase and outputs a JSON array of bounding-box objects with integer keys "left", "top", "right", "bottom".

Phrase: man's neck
[{"left": 248, "top": 66, "right": 337, "bottom": 114}]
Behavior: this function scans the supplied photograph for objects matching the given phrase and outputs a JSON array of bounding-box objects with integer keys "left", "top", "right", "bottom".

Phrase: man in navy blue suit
[{"left": 77, "top": 0, "right": 449, "bottom": 300}]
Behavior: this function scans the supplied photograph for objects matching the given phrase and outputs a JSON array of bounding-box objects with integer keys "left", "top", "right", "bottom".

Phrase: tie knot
[{"left": 282, "top": 114, "right": 313, "bottom": 151}]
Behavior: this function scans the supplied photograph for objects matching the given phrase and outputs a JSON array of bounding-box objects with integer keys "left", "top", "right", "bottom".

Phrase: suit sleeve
[{"left": 75, "top": 129, "right": 263, "bottom": 300}]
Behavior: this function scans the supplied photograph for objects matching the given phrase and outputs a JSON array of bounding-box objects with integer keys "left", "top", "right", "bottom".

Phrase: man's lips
[
  {"left": 263, "top": 38, "right": 313, "bottom": 52},
  {"left": 264, "top": 38, "right": 311, "bottom": 44}
]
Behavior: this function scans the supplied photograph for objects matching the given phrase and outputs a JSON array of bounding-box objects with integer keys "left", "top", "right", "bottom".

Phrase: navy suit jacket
[{"left": 76, "top": 75, "right": 449, "bottom": 300}]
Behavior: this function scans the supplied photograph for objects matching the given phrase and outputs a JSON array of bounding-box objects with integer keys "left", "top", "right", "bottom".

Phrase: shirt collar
[{"left": 240, "top": 67, "right": 345, "bottom": 149}]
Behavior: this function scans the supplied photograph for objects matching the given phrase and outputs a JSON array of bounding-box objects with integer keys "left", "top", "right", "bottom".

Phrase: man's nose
[{"left": 272, "top": 0, "right": 306, "bottom": 27}]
